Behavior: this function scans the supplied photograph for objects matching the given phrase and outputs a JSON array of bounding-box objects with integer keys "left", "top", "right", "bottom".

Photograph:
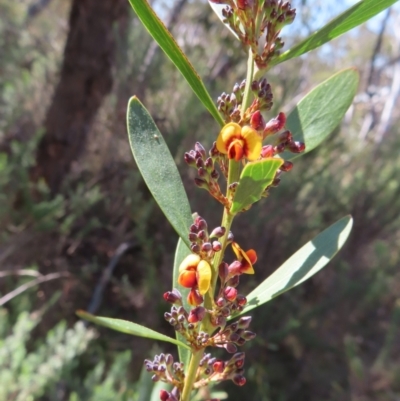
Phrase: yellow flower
[
  {"left": 231, "top": 242, "right": 257, "bottom": 274},
  {"left": 178, "top": 254, "right": 212, "bottom": 295},
  {"left": 216, "top": 123, "right": 262, "bottom": 161}
]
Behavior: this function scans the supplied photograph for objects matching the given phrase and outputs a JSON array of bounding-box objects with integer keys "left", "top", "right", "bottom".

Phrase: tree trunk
[{"left": 35, "top": 0, "right": 128, "bottom": 193}]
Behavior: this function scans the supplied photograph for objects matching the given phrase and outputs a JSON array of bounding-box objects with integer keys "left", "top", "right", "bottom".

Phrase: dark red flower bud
[
  {"left": 213, "top": 360, "right": 225, "bottom": 373},
  {"left": 226, "top": 275, "right": 240, "bottom": 287},
  {"left": 212, "top": 241, "right": 222, "bottom": 252},
  {"left": 198, "top": 167, "right": 207, "bottom": 177},
  {"left": 184, "top": 152, "right": 196, "bottom": 166},
  {"left": 232, "top": 374, "right": 246, "bottom": 386},
  {"left": 188, "top": 306, "right": 206, "bottom": 323},
  {"left": 210, "top": 226, "right": 226, "bottom": 238},
  {"left": 237, "top": 316, "right": 252, "bottom": 329},
  {"left": 261, "top": 145, "right": 275, "bottom": 158},
  {"left": 224, "top": 286, "right": 237, "bottom": 301},
  {"left": 224, "top": 342, "right": 238, "bottom": 353},
  {"left": 201, "top": 242, "right": 212, "bottom": 252},
  {"left": 160, "top": 390, "right": 169, "bottom": 401},
  {"left": 188, "top": 232, "right": 198, "bottom": 242},
  {"left": 195, "top": 216, "right": 207, "bottom": 230},
  {"left": 228, "top": 260, "right": 243, "bottom": 276},
  {"left": 263, "top": 112, "right": 286, "bottom": 137},
  {"left": 163, "top": 289, "right": 182, "bottom": 305},
  {"left": 196, "top": 157, "right": 204, "bottom": 168},
  {"left": 195, "top": 142, "right": 206, "bottom": 158},
  {"left": 209, "top": 141, "right": 219, "bottom": 157},
  {"left": 218, "top": 262, "right": 229, "bottom": 282},
  {"left": 194, "top": 178, "right": 209, "bottom": 189},
  {"left": 274, "top": 142, "right": 286, "bottom": 154},
  {"left": 277, "top": 130, "right": 293, "bottom": 144},
  {"left": 250, "top": 110, "right": 265, "bottom": 131},
  {"left": 281, "top": 161, "right": 293, "bottom": 172},
  {"left": 288, "top": 141, "right": 305, "bottom": 153},
  {"left": 190, "top": 224, "right": 199, "bottom": 233},
  {"left": 216, "top": 297, "right": 226, "bottom": 307},
  {"left": 187, "top": 288, "right": 203, "bottom": 306},
  {"left": 236, "top": 294, "right": 247, "bottom": 306},
  {"left": 198, "top": 230, "right": 207, "bottom": 240},
  {"left": 242, "top": 330, "right": 256, "bottom": 341},
  {"left": 191, "top": 243, "right": 201, "bottom": 253}
]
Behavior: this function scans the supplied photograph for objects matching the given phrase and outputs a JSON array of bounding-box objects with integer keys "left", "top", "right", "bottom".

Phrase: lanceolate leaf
[
  {"left": 271, "top": 0, "right": 398, "bottom": 66},
  {"left": 282, "top": 68, "right": 359, "bottom": 160},
  {"left": 234, "top": 216, "right": 353, "bottom": 316},
  {"left": 128, "top": 0, "right": 224, "bottom": 127},
  {"left": 172, "top": 237, "right": 192, "bottom": 369},
  {"left": 127, "top": 97, "right": 192, "bottom": 247},
  {"left": 77, "top": 311, "right": 191, "bottom": 350},
  {"left": 231, "top": 158, "right": 283, "bottom": 214}
]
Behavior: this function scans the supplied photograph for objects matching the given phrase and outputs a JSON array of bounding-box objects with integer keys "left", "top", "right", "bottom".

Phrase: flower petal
[
  {"left": 179, "top": 254, "right": 201, "bottom": 272},
  {"left": 241, "top": 126, "right": 262, "bottom": 160},
  {"left": 178, "top": 270, "right": 197, "bottom": 288},
  {"left": 246, "top": 249, "right": 257, "bottom": 264},
  {"left": 196, "top": 260, "right": 212, "bottom": 295},
  {"left": 231, "top": 242, "right": 255, "bottom": 275},
  {"left": 217, "top": 122, "right": 242, "bottom": 154}
]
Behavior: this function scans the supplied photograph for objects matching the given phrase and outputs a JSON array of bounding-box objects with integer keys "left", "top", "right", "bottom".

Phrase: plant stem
[
  {"left": 207, "top": 159, "right": 240, "bottom": 310},
  {"left": 181, "top": 350, "right": 203, "bottom": 401},
  {"left": 241, "top": 48, "right": 255, "bottom": 118}
]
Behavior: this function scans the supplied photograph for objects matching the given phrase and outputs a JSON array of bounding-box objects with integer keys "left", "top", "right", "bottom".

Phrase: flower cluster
[
  {"left": 148, "top": 4, "right": 305, "bottom": 399},
  {"left": 210, "top": 0, "right": 296, "bottom": 69}
]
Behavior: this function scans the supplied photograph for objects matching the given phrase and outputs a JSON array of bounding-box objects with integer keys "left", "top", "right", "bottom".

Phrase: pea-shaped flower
[
  {"left": 178, "top": 254, "right": 212, "bottom": 296},
  {"left": 228, "top": 242, "right": 257, "bottom": 276},
  {"left": 216, "top": 122, "right": 262, "bottom": 161}
]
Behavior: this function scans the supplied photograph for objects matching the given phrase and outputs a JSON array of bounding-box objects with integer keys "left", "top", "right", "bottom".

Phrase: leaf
[
  {"left": 128, "top": 0, "right": 224, "bottom": 126},
  {"left": 271, "top": 0, "right": 398, "bottom": 66},
  {"left": 230, "top": 158, "right": 283, "bottom": 214},
  {"left": 234, "top": 216, "right": 353, "bottom": 316},
  {"left": 282, "top": 68, "right": 359, "bottom": 160},
  {"left": 127, "top": 97, "right": 193, "bottom": 247},
  {"left": 172, "top": 237, "right": 192, "bottom": 369},
  {"left": 76, "top": 311, "right": 191, "bottom": 350}
]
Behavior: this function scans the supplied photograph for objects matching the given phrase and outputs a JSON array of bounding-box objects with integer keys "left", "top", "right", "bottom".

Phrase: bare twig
[
  {"left": 0, "top": 269, "right": 41, "bottom": 278},
  {"left": 0, "top": 272, "right": 69, "bottom": 306},
  {"left": 86, "top": 242, "right": 136, "bottom": 316}
]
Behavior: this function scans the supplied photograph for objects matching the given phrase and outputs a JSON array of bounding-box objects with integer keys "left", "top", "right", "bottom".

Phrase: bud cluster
[
  {"left": 210, "top": 0, "right": 296, "bottom": 69},
  {"left": 211, "top": 316, "right": 255, "bottom": 353},
  {"left": 145, "top": 353, "right": 185, "bottom": 388},
  {"left": 184, "top": 143, "right": 230, "bottom": 207},
  {"left": 250, "top": 78, "right": 273, "bottom": 112},
  {"left": 188, "top": 215, "right": 224, "bottom": 258},
  {"left": 193, "top": 352, "right": 247, "bottom": 389},
  {"left": 217, "top": 80, "right": 245, "bottom": 123}
]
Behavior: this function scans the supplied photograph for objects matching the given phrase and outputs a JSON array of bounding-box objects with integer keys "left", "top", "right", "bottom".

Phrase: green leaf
[
  {"left": 76, "top": 311, "right": 191, "bottom": 350},
  {"left": 127, "top": 97, "right": 193, "bottom": 247},
  {"left": 128, "top": 0, "right": 224, "bottom": 127},
  {"left": 230, "top": 158, "right": 283, "bottom": 214},
  {"left": 282, "top": 68, "right": 359, "bottom": 160},
  {"left": 271, "top": 0, "right": 398, "bottom": 66},
  {"left": 234, "top": 215, "right": 353, "bottom": 316},
  {"left": 172, "top": 237, "right": 192, "bottom": 369}
]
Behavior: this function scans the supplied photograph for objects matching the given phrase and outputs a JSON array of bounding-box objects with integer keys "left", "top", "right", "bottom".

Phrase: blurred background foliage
[{"left": 0, "top": 0, "right": 399, "bottom": 400}]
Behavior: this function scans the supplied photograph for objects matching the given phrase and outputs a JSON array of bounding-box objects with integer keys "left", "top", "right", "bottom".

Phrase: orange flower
[
  {"left": 216, "top": 123, "right": 262, "bottom": 161},
  {"left": 178, "top": 254, "right": 212, "bottom": 296},
  {"left": 231, "top": 242, "right": 257, "bottom": 274}
]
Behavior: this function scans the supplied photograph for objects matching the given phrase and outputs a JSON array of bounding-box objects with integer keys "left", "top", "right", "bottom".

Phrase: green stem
[
  {"left": 241, "top": 48, "right": 255, "bottom": 118},
  {"left": 206, "top": 159, "right": 241, "bottom": 315},
  {"left": 181, "top": 350, "right": 203, "bottom": 401}
]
